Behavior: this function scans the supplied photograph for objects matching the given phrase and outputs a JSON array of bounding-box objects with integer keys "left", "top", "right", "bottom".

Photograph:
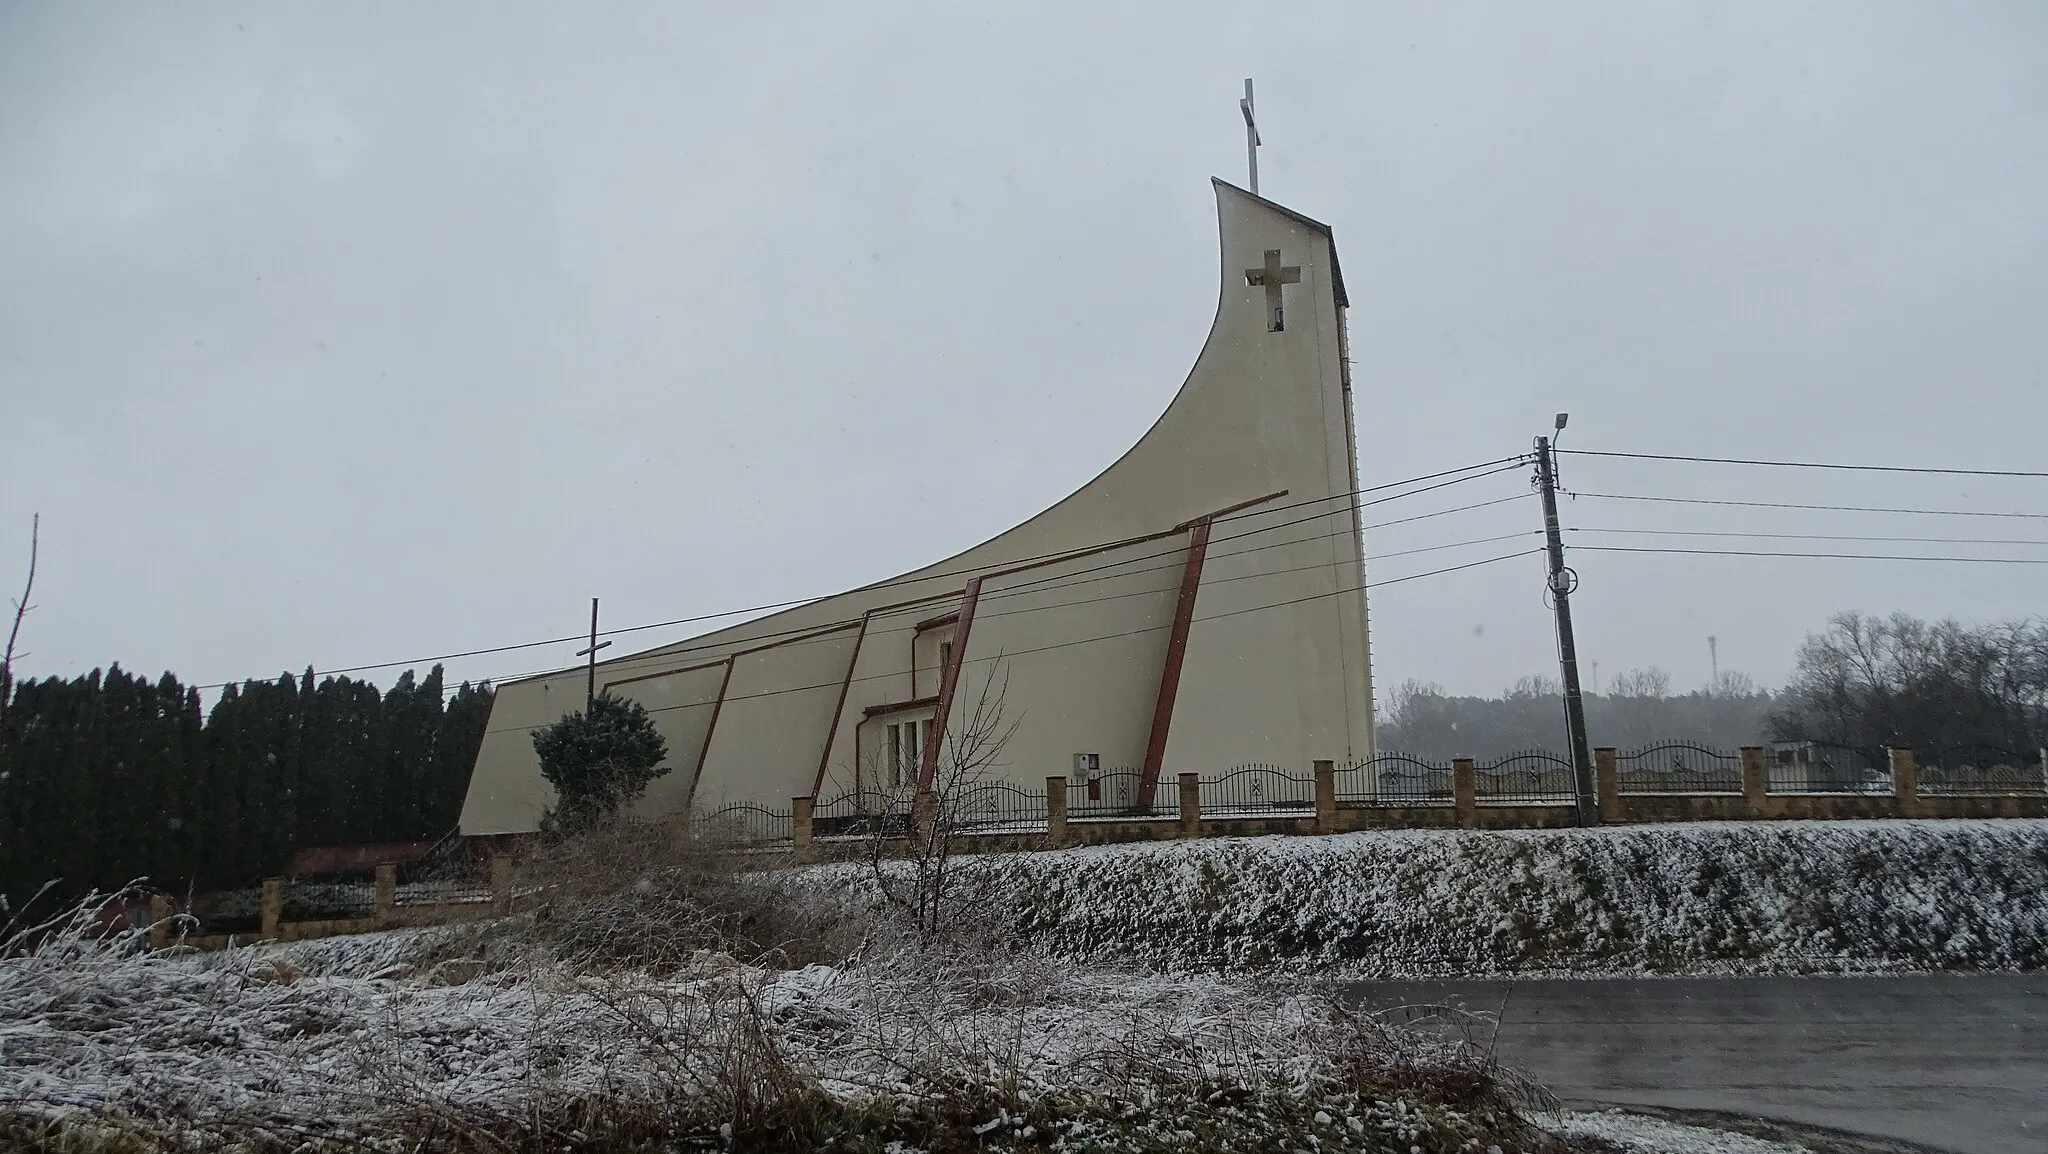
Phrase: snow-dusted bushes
[
  {"left": 825, "top": 819, "right": 2048, "bottom": 975},
  {"left": 0, "top": 895, "right": 1580, "bottom": 1153}
]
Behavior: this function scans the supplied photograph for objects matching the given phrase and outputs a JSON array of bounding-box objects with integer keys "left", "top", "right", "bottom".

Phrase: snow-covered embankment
[{"left": 821, "top": 819, "right": 2048, "bottom": 975}]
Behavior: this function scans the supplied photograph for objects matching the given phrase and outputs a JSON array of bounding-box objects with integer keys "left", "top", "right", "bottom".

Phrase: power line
[
  {"left": 1568, "top": 491, "right": 2048, "bottom": 520},
  {"left": 1558, "top": 448, "right": 2048, "bottom": 479},
  {"left": 483, "top": 546, "right": 1545, "bottom": 734},
  {"left": 1367, "top": 492, "right": 1532, "bottom": 529},
  {"left": 1570, "top": 527, "right": 2048, "bottom": 548},
  {"left": 569, "top": 472, "right": 1534, "bottom": 684},
  {"left": 1575, "top": 544, "right": 2048, "bottom": 564},
  {"left": 387, "top": 517, "right": 2022, "bottom": 692},
  {"left": 565, "top": 492, "right": 1539, "bottom": 686},
  {"left": 959, "top": 531, "right": 1540, "bottom": 629},
  {"left": 196, "top": 456, "right": 1530, "bottom": 691},
  {"left": 948, "top": 467, "right": 1530, "bottom": 618}
]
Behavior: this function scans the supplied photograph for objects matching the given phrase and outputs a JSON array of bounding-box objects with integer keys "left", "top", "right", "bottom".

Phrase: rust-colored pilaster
[
  {"left": 811, "top": 614, "right": 872, "bottom": 797},
  {"left": 917, "top": 578, "right": 982, "bottom": 792},
  {"left": 683, "top": 659, "right": 736, "bottom": 812},
  {"left": 1139, "top": 523, "right": 1212, "bottom": 801}
]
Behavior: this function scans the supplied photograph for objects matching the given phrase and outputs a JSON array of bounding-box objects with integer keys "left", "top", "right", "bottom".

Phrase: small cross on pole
[
  {"left": 575, "top": 596, "right": 611, "bottom": 707},
  {"left": 1239, "top": 78, "right": 1261, "bottom": 195}
]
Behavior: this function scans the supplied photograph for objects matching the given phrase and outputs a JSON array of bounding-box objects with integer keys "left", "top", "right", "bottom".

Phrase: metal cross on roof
[{"left": 1239, "top": 78, "right": 1261, "bottom": 195}]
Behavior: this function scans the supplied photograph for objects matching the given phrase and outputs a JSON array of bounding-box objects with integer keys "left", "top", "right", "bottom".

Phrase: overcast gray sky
[{"left": 4, "top": 2, "right": 2046, "bottom": 707}]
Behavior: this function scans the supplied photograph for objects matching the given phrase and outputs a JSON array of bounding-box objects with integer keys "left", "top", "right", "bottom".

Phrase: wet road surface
[{"left": 1342, "top": 974, "right": 2046, "bottom": 1154}]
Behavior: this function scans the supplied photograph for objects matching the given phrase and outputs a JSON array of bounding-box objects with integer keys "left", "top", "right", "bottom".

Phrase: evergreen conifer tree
[{"left": 531, "top": 694, "right": 668, "bottom": 833}]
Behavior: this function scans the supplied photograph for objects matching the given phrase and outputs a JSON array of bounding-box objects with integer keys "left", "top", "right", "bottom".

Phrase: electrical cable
[
  {"left": 1567, "top": 491, "right": 2048, "bottom": 520},
  {"left": 481, "top": 545, "right": 1546, "bottom": 734},
  {"left": 1569, "top": 527, "right": 2048, "bottom": 548},
  {"left": 1574, "top": 544, "right": 2048, "bottom": 564},
  {"left": 534, "top": 477, "right": 1535, "bottom": 686},
  {"left": 1557, "top": 448, "right": 2048, "bottom": 479},
  {"left": 194, "top": 456, "right": 1531, "bottom": 690}
]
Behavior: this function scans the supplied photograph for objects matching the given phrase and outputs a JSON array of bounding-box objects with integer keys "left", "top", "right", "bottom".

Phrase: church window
[{"left": 887, "top": 718, "right": 929, "bottom": 788}]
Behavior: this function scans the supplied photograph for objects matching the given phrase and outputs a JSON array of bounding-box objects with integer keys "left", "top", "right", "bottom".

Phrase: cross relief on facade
[{"left": 1245, "top": 248, "right": 1301, "bottom": 332}]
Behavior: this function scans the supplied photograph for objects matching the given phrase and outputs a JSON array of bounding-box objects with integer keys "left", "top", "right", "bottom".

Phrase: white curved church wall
[{"left": 458, "top": 181, "right": 1374, "bottom": 835}]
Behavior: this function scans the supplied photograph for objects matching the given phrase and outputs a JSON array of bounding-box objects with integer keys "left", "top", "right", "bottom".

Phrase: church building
[{"left": 458, "top": 178, "right": 1376, "bottom": 834}]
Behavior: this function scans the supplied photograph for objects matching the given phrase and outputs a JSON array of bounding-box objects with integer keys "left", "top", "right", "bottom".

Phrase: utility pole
[
  {"left": 1534, "top": 419, "right": 1598, "bottom": 826},
  {"left": 574, "top": 597, "right": 611, "bottom": 708}
]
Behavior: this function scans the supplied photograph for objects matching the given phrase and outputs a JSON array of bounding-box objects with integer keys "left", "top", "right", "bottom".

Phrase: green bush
[{"left": 532, "top": 694, "right": 669, "bottom": 834}]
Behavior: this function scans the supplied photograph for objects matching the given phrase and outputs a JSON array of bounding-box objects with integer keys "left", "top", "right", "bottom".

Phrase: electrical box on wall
[{"left": 1072, "top": 753, "right": 1101, "bottom": 781}]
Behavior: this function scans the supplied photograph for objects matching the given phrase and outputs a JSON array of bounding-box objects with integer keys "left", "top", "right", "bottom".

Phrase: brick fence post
[
  {"left": 792, "top": 796, "right": 815, "bottom": 853},
  {"left": 1594, "top": 748, "right": 1620, "bottom": 821},
  {"left": 913, "top": 789, "right": 939, "bottom": 846},
  {"left": 1452, "top": 759, "right": 1477, "bottom": 828},
  {"left": 1313, "top": 759, "right": 1336, "bottom": 832},
  {"left": 260, "top": 877, "right": 284, "bottom": 939},
  {"left": 1891, "top": 747, "right": 1919, "bottom": 818},
  {"left": 1740, "top": 747, "right": 1768, "bottom": 815},
  {"left": 490, "top": 853, "right": 512, "bottom": 915},
  {"left": 148, "top": 893, "right": 173, "bottom": 951},
  {"left": 1045, "top": 775, "right": 1068, "bottom": 845},
  {"left": 1177, "top": 771, "right": 1201, "bottom": 833},
  {"left": 373, "top": 863, "right": 397, "bottom": 927}
]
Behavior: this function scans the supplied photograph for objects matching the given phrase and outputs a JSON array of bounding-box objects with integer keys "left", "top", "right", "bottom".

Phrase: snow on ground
[
  {"left": 803, "top": 819, "right": 2048, "bottom": 975},
  {"left": 1553, "top": 1111, "right": 1810, "bottom": 1154},
  {"left": 2, "top": 920, "right": 1517, "bottom": 1146}
]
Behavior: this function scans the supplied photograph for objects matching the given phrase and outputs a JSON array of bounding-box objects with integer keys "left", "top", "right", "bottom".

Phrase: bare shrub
[
  {"left": 0, "top": 883, "right": 1591, "bottom": 1154},
  {"left": 512, "top": 813, "right": 871, "bottom": 973},
  {"left": 857, "top": 662, "right": 1024, "bottom": 947}
]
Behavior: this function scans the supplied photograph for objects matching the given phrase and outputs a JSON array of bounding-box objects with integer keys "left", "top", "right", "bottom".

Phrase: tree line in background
[
  {"left": 1377, "top": 611, "right": 2048, "bottom": 762},
  {"left": 0, "top": 664, "right": 492, "bottom": 913},
  {"left": 1773, "top": 611, "right": 2048, "bottom": 755}
]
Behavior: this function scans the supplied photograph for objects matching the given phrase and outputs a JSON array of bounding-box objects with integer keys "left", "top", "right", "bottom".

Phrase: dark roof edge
[{"left": 1211, "top": 177, "right": 1348, "bottom": 309}]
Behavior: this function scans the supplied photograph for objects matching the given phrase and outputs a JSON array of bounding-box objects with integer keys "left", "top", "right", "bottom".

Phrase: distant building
[{"left": 458, "top": 180, "right": 1376, "bottom": 834}]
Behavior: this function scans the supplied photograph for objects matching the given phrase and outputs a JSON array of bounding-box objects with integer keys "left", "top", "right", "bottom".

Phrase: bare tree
[
  {"left": 1773, "top": 610, "right": 2048, "bottom": 752},
  {"left": 863, "top": 660, "right": 1020, "bottom": 944},
  {"left": 1, "top": 513, "right": 37, "bottom": 720},
  {"left": 1607, "top": 667, "right": 1671, "bottom": 699}
]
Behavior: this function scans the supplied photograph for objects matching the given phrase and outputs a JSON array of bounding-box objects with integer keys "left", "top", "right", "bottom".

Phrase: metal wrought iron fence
[
  {"left": 1201, "top": 763, "right": 1314, "bottom": 817},
  {"left": 948, "top": 782, "right": 1051, "bottom": 832},
  {"left": 691, "top": 803, "right": 794, "bottom": 847},
  {"left": 1616, "top": 742, "right": 1743, "bottom": 795},
  {"left": 1068, "top": 769, "right": 1174, "bottom": 818},
  {"left": 1474, "top": 750, "right": 1577, "bottom": 804},
  {"left": 1918, "top": 746, "right": 2048, "bottom": 796},
  {"left": 1333, "top": 753, "right": 1454, "bottom": 806},
  {"left": 1767, "top": 742, "right": 1891, "bottom": 795},
  {"left": 811, "top": 789, "right": 911, "bottom": 840},
  {"left": 393, "top": 881, "right": 495, "bottom": 908}
]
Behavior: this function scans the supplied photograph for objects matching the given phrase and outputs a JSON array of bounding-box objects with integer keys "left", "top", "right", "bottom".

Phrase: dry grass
[{"left": 0, "top": 821, "right": 1595, "bottom": 1154}]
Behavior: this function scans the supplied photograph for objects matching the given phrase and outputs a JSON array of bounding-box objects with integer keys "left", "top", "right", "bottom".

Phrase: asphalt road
[{"left": 1342, "top": 975, "right": 2047, "bottom": 1154}]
